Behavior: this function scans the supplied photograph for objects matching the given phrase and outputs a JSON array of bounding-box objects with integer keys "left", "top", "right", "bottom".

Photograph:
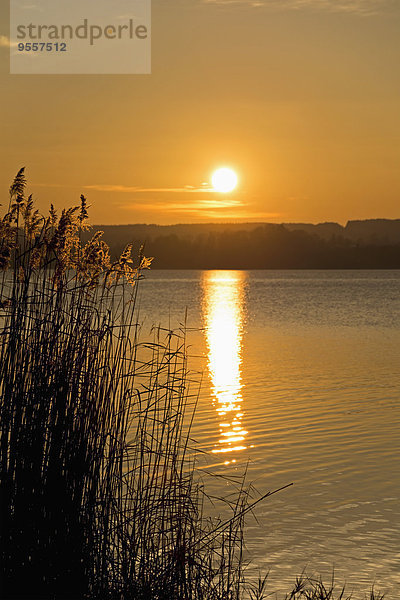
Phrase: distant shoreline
[
  {"left": 81, "top": 221, "right": 400, "bottom": 270},
  {"left": 145, "top": 266, "right": 400, "bottom": 270}
]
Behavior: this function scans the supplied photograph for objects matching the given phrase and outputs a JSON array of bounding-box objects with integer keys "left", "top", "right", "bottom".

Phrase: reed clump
[
  {"left": 0, "top": 169, "right": 384, "bottom": 600},
  {"left": 0, "top": 168, "right": 249, "bottom": 600}
]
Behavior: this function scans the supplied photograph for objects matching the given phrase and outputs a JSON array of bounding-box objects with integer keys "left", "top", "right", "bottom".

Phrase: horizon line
[{"left": 86, "top": 217, "right": 400, "bottom": 227}]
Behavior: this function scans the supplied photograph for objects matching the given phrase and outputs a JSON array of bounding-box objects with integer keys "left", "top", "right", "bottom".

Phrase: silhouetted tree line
[{"left": 86, "top": 224, "right": 400, "bottom": 269}]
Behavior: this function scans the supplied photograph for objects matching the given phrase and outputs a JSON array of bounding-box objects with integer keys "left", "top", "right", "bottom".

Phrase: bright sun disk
[{"left": 212, "top": 168, "right": 238, "bottom": 193}]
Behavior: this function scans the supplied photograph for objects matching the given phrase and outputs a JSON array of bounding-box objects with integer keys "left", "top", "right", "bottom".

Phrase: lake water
[{"left": 137, "top": 270, "right": 400, "bottom": 598}]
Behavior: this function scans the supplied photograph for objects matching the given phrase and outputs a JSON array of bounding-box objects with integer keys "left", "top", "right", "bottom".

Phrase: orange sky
[{"left": 1, "top": 0, "right": 400, "bottom": 224}]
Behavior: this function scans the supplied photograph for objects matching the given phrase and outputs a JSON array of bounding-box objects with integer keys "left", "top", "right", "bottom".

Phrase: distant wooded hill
[{"left": 82, "top": 219, "right": 400, "bottom": 269}]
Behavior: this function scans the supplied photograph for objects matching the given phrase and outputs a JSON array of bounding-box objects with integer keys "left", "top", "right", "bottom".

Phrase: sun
[{"left": 211, "top": 167, "right": 238, "bottom": 193}]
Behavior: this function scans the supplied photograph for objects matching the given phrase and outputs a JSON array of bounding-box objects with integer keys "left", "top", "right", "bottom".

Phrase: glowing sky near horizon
[{"left": 0, "top": 0, "right": 399, "bottom": 224}]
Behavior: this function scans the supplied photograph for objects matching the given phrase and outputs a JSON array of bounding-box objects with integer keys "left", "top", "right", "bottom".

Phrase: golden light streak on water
[{"left": 201, "top": 271, "right": 248, "bottom": 462}]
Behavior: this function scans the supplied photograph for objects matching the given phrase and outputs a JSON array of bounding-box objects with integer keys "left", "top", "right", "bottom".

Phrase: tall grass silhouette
[
  {"left": 0, "top": 168, "right": 252, "bottom": 600},
  {"left": 0, "top": 169, "right": 384, "bottom": 600}
]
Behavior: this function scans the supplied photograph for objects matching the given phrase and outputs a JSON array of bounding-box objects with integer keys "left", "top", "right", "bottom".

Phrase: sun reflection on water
[{"left": 202, "top": 271, "right": 248, "bottom": 462}]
